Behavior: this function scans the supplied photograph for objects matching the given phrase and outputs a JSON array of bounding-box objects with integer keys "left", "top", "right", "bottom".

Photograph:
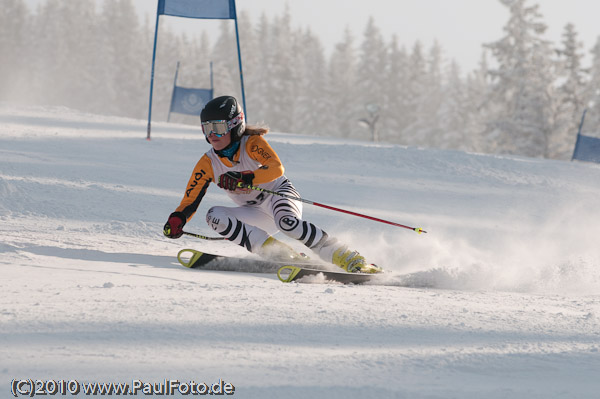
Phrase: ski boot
[
  {"left": 332, "top": 246, "right": 382, "bottom": 274},
  {"left": 259, "top": 236, "right": 308, "bottom": 262}
]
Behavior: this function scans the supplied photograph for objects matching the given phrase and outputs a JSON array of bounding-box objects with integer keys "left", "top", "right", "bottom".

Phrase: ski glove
[
  {"left": 163, "top": 211, "right": 186, "bottom": 239},
  {"left": 218, "top": 170, "right": 255, "bottom": 191}
]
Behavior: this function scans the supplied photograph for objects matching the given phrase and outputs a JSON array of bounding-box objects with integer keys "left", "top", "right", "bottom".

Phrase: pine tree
[
  {"left": 249, "top": 13, "right": 273, "bottom": 125},
  {"left": 6, "top": 0, "right": 594, "bottom": 155},
  {"left": 211, "top": 20, "right": 241, "bottom": 101},
  {"left": 326, "top": 28, "right": 358, "bottom": 138},
  {"left": 420, "top": 42, "right": 445, "bottom": 147},
  {"left": 265, "top": 7, "right": 296, "bottom": 132},
  {"left": 293, "top": 28, "right": 327, "bottom": 136},
  {"left": 33, "top": 0, "right": 68, "bottom": 106},
  {"left": 464, "top": 51, "right": 492, "bottom": 152},
  {"left": 438, "top": 61, "right": 470, "bottom": 150},
  {"left": 236, "top": 11, "right": 259, "bottom": 123},
  {"left": 0, "top": 0, "right": 29, "bottom": 102},
  {"left": 97, "top": 0, "right": 147, "bottom": 118},
  {"left": 382, "top": 36, "right": 410, "bottom": 143},
  {"left": 402, "top": 41, "right": 428, "bottom": 146},
  {"left": 553, "top": 23, "right": 588, "bottom": 158},
  {"left": 356, "top": 16, "right": 387, "bottom": 141},
  {"left": 484, "top": 0, "right": 557, "bottom": 157},
  {"left": 585, "top": 37, "right": 600, "bottom": 135},
  {"left": 57, "top": 0, "right": 104, "bottom": 113}
]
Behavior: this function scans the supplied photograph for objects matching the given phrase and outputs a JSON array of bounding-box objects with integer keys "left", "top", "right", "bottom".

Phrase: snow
[{"left": 1, "top": 104, "right": 600, "bottom": 398}]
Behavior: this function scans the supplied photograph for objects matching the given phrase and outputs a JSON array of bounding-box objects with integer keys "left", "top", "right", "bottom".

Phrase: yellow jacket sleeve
[
  {"left": 175, "top": 154, "right": 215, "bottom": 221},
  {"left": 245, "top": 135, "right": 285, "bottom": 184}
]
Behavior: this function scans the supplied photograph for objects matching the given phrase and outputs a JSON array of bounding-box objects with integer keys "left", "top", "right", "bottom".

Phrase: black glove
[
  {"left": 218, "top": 170, "right": 255, "bottom": 191},
  {"left": 163, "top": 211, "right": 186, "bottom": 238}
]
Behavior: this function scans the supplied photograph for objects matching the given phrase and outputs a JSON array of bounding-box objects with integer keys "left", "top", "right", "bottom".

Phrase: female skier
[{"left": 163, "top": 95, "right": 379, "bottom": 273}]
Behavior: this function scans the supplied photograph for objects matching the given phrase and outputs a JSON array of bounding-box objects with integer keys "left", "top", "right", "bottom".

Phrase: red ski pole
[{"left": 240, "top": 183, "right": 427, "bottom": 234}]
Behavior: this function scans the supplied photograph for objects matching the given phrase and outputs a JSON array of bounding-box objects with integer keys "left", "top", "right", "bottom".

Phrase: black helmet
[{"left": 200, "top": 96, "right": 245, "bottom": 141}]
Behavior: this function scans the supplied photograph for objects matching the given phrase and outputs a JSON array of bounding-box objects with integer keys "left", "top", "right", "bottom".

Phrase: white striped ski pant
[{"left": 205, "top": 179, "right": 340, "bottom": 262}]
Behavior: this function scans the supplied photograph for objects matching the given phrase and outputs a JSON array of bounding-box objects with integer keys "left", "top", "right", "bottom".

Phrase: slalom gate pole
[
  {"left": 239, "top": 183, "right": 427, "bottom": 234},
  {"left": 182, "top": 231, "right": 228, "bottom": 241}
]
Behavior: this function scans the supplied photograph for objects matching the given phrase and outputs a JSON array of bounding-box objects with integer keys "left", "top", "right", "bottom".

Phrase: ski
[
  {"left": 177, "top": 248, "right": 317, "bottom": 273},
  {"left": 177, "top": 248, "right": 223, "bottom": 268},
  {"left": 177, "top": 249, "right": 383, "bottom": 284},
  {"left": 277, "top": 265, "right": 380, "bottom": 285}
]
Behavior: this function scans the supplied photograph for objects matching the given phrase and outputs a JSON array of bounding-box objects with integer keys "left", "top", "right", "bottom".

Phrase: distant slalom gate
[
  {"left": 167, "top": 61, "right": 214, "bottom": 122},
  {"left": 572, "top": 109, "right": 600, "bottom": 164}
]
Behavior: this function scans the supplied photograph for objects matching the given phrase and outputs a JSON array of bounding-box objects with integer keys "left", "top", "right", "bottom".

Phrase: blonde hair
[{"left": 243, "top": 124, "right": 269, "bottom": 136}]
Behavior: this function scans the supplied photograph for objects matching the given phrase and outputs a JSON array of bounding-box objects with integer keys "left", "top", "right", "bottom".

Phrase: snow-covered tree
[
  {"left": 401, "top": 41, "right": 428, "bottom": 145},
  {"left": 236, "top": 11, "right": 260, "bottom": 123},
  {"left": 484, "top": 0, "right": 557, "bottom": 157},
  {"left": 464, "top": 51, "right": 493, "bottom": 152},
  {"left": 0, "top": 0, "right": 29, "bottom": 102},
  {"left": 356, "top": 16, "right": 387, "bottom": 141},
  {"left": 5, "top": 0, "right": 597, "bottom": 158},
  {"left": 264, "top": 7, "right": 296, "bottom": 132},
  {"left": 584, "top": 37, "right": 600, "bottom": 135},
  {"left": 211, "top": 20, "right": 241, "bottom": 102},
  {"left": 419, "top": 42, "right": 446, "bottom": 147},
  {"left": 31, "top": 0, "right": 68, "bottom": 105},
  {"left": 53, "top": 0, "right": 109, "bottom": 114},
  {"left": 381, "top": 36, "right": 410, "bottom": 143},
  {"left": 246, "top": 13, "right": 273, "bottom": 125},
  {"left": 326, "top": 28, "right": 358, "bottom": 138},
  {"left": 553, "top": 23, "right": 588, "bottom": 158},
  {"left": 438, "top": 61, "right": 471, "bottom": 150},
  {"left": 96, "top": 0, "right": 148, "bottom": 117},
  {"left": 293, "top": 28, "right": 328, "bottom": 136}
]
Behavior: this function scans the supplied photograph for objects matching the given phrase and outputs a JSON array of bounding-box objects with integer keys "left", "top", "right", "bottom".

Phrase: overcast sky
[{"left": 25, "top": 0, "right": 600, "bottom": 72}]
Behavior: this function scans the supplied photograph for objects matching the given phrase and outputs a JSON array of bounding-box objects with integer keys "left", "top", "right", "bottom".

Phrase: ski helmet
[{"left": 200, "top": 96, "right": 245, "bottom": 142}]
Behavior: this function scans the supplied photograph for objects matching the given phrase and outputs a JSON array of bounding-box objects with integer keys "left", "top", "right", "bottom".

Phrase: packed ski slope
[{"left": 1, "top": 105, "right": 600, "bottom": 398}]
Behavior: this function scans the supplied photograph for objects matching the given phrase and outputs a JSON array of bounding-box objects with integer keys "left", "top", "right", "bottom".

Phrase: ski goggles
[
  {"left": 201, "top": 120, "right": 229, "bottom": 137},
  {"left": 201, "top": 112, "right": 244, "bottom": 138}
]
